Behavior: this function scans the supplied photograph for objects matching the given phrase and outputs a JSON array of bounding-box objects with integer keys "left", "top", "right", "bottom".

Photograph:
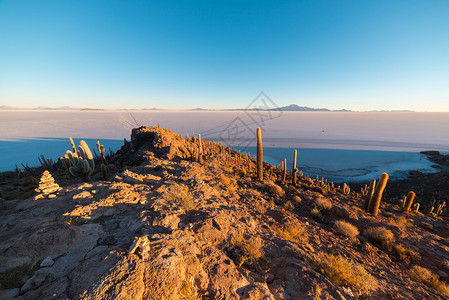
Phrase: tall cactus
[
  {"left": 292, "top": 150, "right": 298, "bottom": 185},
  {"left": 368, "top": 173, "right": 389, "bottom": 216},
  {"left": 363, "top": 179, "right": 377, "bottom": 212},
  {"left": 403, "top": 191, "right": 416, "bottom": 212},
  {"left": 256, "top": 127, "right": 263, "bottom": 181},
  {"left": 282, "top": 158, "right": 287, "bottom": 184}
]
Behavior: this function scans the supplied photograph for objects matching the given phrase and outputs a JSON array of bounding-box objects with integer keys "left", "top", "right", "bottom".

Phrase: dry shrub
[
  {"left": 219, "top": 173, "right": 237, "bottom": 193},
  {"left": 168, "top": 183, "right": 196, "bottom": 211},
  {"left": 408, "top": 265, "right": 449, "bottom": 296},
  {"left": 392, "top": 244, "right": 420, "bottom": 264},
  {"left": 315, "top": 197, "right": 332, "bottom": 210},
  {"left": 386, "top": 215, "right": 410, "bottom": 229},
  {"left": 292, "top": 195, "right": 302, "bottom": 203},
  {"left": 179, "top": 276, "right": 200, "bottom": 300},
  {"left": 264, "top": 182, "right": 285, "bottom": 197},
  {"left": 310, "top": 206, "right": 322, "bottom": 217},
  {"left": 333, "top": 220, "right": 359, "bottom": 238},
  {"left": 316, "top": 252, "right": 378, "bottom": 295},
  {"left": 248, "top": 188, "right": 261, "bottom": 198},
  {"left": 0, "top": 264, "right": 39, "bottom": 289},
  {"left": 284, "top": 201, "right": 294, "bottom": 211},
  {"left": 233, "top": 235, "right": 263, "bottom": 266},
  {"left": 254, "top": 201, "right": 266, "bottom": 214},
  {"left": 415, "top": 221, "right": 433, "bottom": 231},
  {"left": 272, "top": 223, "right": 308, "bottom": 244},
  {"left": 363, "top": 227, "right": 394, "bottom": 246},
  {"left": 219, "top": 173, "right": 232, "bottom": 185}
]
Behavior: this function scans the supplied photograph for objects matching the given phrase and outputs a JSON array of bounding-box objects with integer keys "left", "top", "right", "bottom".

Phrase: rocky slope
[{"left": 0, "top": 126, "right": 448, "bottom": 299}]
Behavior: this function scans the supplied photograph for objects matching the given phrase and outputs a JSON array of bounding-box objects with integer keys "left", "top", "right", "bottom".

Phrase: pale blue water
[
  {"left": 0, "top": 139, "right": 439, "bottom": 183},
  {"left": 235, "top": 147, "right": 439, "bottom": 183},
  {"left": 0, "top": 138, "right": 124, "bottom": 172}
]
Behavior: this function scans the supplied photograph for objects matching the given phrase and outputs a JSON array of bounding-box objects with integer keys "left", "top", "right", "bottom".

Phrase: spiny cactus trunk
[
  {"left": 403, "top": 191, "right": 416, "bottom": 212},
  {"left": 368, "top": 173, "right": 389, "bottom": 216},
  {"left": 256, "top": 127, "right": 263, "bottom": 181},
  {"left": 292, "top": 150, "right": 297, "bottom": 185},
  {"left": 282, "top": 158, "right": 287, "bottom": 184},
  {"left": 363, "top": 179, "right": 376, "bottom": 211}
]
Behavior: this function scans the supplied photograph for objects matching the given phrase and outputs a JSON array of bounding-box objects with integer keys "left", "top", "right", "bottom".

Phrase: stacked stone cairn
[{"left": 34, "top": 170, "right": 62, "bottom": 199}]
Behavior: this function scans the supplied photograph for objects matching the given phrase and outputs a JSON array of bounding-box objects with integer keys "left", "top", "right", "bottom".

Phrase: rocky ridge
[{"left": 0, "top": 126, "right": 448, "bottom": 299}]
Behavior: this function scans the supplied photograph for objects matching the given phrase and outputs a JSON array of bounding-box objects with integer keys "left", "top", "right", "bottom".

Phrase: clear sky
[{"left": 0, "top": 0, "right": 448, "bottom": 111}]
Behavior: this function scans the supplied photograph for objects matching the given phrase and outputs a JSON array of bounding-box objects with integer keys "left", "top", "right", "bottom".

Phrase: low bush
[
  {"left": 316, "top": 252, "right": 378, "bottom": 295},
  {"left": 315, "top": 197, "right": 332, "bottom": 210},
  {"left": 233, "top": 235, "right": 263, "bottom": 267},
  {"left": 264, "top": 182, "right": 285, "bottom": 197},
  {"left": 168, "top": 183, "right": 196, "bottom": 211},
  {"left": 272, "top": 223, "right": 308, "bottom": 244},
  {"left": 408, "top": 265, "right": 449, "bottom": 296},
  {"left": 392, "top": 244, "right": 420, "bottom": 263},
  {"left": 333, "top": 220, "right": 359, "bottom": 238},
  {"left": 363, "top": 227, "right": 394, "bottom": 246}
]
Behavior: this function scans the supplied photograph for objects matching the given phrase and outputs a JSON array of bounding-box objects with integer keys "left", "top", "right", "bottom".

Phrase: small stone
[
  {"left": 129, "top": 236, "right": 151, "bottom": 260},
  {"left": 40, "top": 256, "right": 54, "bottom": 267},
  {"left": 438, "top": 270, "right": 448, "bottom": 278}
]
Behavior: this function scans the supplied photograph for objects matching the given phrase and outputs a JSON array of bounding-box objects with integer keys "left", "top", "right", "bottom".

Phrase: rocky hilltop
[{"left": 0, "top": 126, "right": 448, "bottom": 299}]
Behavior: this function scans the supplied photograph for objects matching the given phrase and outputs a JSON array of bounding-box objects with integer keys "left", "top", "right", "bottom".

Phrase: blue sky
[{"left": 0, "top": 0, "right": 448, "bottom": 111}]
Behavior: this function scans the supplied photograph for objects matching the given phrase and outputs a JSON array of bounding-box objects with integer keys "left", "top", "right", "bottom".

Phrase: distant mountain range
[{"left": 0, "top": 104, "right": 414, "bottom": 112}]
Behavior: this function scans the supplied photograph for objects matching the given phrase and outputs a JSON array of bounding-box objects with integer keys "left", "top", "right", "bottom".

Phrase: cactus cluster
[
  {"left": 429, "top": 200, "right": 446, "bottom": 217},
  {"left": 60, "top": 139, "right": 95, "bottom": 181}
]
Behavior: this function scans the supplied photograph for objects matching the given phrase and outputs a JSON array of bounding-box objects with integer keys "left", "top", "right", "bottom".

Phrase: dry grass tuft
[
  {"left": 254, "top": 201, "right": 266, "bottom": 214},
  {"left": 264, "top": 182, "right": 285, "bottom": 197},
  {"left": 315, "top": 197, "right": 332, "bottom": 210},
  {"left": 179, "top": 276, "right": 200, "bottom": 300},
  {"left": 386, "top": 214, "right": 410, "bottom": 229},
  {"left": 292, "top": 195, "right": 302, "bottom": 203},
  {"left": 272, "top": 223, "right": 308, "bottom": 244},
  {"left": 233, "top": 235, "right": 263, "bottom": 267},
  {"left": 392, "top": 244, "right": 420, "bottom": 264},
  {"left": 316, "top": 252, "right": 378, "bottom": 295},
  {"left": 415, "top": 221, "right": 433, "bottom": 231},
  {"left": 168, "top": 183, "right": 196, "bottom": 211},
  {"left": 219, "top": 173, "right": 237, "bottom": 193},
  {"left": 310, "top": 206, "right": 322, "bottom": 217},
  {"left": 248, "top": 188, "right": 261, "bottom": 198},
  {"left": 408, "top": 265, "right": 449, "bottom": 296},
  {"left": 284, "top": 201, "right": 294, "bottom": 211},
  {"left": 363, "top": 227, "right": 394, "bottom": 246},
  {"left": 0, "top": 264, "right": 39, "bottom": 289},
  {"left": 333, "top": 220, "right": 359, "bottom": 238}
]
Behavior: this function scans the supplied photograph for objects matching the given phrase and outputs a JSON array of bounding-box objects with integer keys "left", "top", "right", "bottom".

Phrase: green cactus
[
  {"left": 96, "top": 141, "right": 106, "bottom": 163},
  {"left": 101, "top": 163, "right": 109, "bottom": 181},
  {"left": 62, "top": 140, "right": 95, "bottom": 181},
  {"left": 256, "top": 127, "right": 263, "bottom": 181}
]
